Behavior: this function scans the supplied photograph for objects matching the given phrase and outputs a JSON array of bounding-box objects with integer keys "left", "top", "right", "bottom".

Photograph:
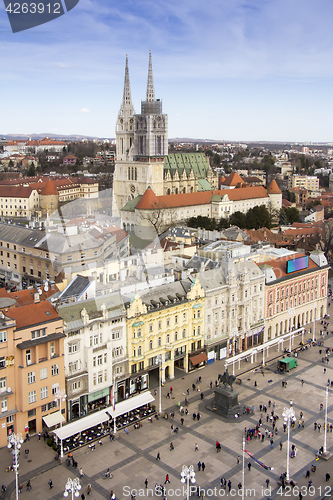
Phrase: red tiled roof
[
  {"left": 261, "top": 252, "right": 319, "bottom": 279},
  {"left": 282, "top": 199, "right": 292, "bottom": 207},
  {"left": 267, "top": 180, "right": 282, "bottom": 194},
  {"left": 5, "top": 300, "right": 60, "bottom": 329},
  {"left": 222, "top": 172, "right": 244, "bottom": 186},
  {"left": 0, "top": 286, "right": 59, "bottom": 306},
  {"left": 40, "top": 179, "right": 58, "bottom": 196},
  {"left": 0, "top": 185, "right": 35, "bottom": 198},
  {"left": 135, "top": 186, "right": 269, "bottom": 210}
]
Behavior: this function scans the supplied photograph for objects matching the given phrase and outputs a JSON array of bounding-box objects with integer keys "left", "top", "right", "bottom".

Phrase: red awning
[{"left": 190, "top": 352, "right": 208, "bottom": 366}]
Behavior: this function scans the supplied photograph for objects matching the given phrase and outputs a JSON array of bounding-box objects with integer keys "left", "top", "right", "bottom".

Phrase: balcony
[{"left": 39, "top": 356, "right": 48, "bottom": 363}]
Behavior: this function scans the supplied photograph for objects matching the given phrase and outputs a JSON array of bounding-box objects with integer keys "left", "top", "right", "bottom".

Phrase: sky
[{"left": 1, "top": 0, "right": 333, "bottom": 142}]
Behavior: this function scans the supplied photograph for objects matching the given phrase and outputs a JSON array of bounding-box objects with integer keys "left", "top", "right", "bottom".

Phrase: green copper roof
[
  {"left": 198, "top": 178, "right": 214, "bottom": 191},
  {"left": 120, "top": 195, "right": 142, "bottom": 212},
  {"left": 164, "top": 152, "right": 211, "bottom": 180}
]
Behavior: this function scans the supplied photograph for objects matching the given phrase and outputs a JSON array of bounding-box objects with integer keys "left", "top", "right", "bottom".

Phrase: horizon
[{"left": 1, "top": 0, "right": 333, "bottom": 142}]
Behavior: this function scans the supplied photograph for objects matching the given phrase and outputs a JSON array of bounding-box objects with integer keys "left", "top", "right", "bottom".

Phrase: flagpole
[{"left": 242, "top": 436, "right": 245, "bottom": 500}]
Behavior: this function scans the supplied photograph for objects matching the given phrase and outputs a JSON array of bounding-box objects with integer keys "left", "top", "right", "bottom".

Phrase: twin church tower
[{"left": 113, "top": 51, "right": 168, "bottom": 213}]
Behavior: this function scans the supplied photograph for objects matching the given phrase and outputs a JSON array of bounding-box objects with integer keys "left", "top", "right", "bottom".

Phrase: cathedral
[{"left": 112, "top": 52, "right": 218, "bottom": 215}]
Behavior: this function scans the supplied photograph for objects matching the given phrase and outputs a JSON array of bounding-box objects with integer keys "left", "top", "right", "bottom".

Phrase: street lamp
[
  {"left": 54, "top": 388, "right": 66, "bottom": 460},
  {"left": 156, "top": 354, "right": 163, "bottom": 414},
  {"left": 181, "top": 465, "right": 196, "bottom": 500},
  {"left": 63, "top": 477, "right": 81, "bottom": 499},
  {"left": 282, "top": 401, "right": 296, "bottom": 482},
  {"left": 7, "top": 432, "right": 24, "bottom": 500}
]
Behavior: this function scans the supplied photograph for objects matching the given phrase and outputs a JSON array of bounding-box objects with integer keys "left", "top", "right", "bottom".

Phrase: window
[
  {"left": 28, "top": 390, "right": 36, "bottom": 404},
  {"left": 0, "top": 357, "right": 5, "bottom": 369},
  {"left": 138, "top": 346, "right": 142, "bottom": 356},
  {"left": 1, "top": 397, "right": 7, "bottom": 413},
  {"left": 174, "top": 332, "right": 178, "bottom": 341},
  {"left": 166, "top": 334, "right": 170, "bottom": 344},
  {"left": 93, "top": 374, "right": 96, "bottom": 386},
  {"left": 31, "top": 328, "right": 46, "bottom": 340},
  {"left": 40, "top": 367, "right": 47, "bottom": 380},
  {"left": 0, "top": 331, "right": 7, "bottom": 343},
  {"left": 175, "top": 315, "right": 178, "bottom": 324},
  {"left": 166, "top": 318, "right": 170, "bottom": 327},
  {"left": 52, "top": 383, "right": 59, "bottom": 395},
  {"left": 183, "top": 313, "right": 186, "bottom": 321},
  {"left": 28, "top": 371, "right": 36, "bottom": 384},
  {"left": 41, "top": 386, "right": 48, "bottom": 399},
  {"left": 197, "top": 310, "right": 201, "bottom": 318},
  {"left": 97, "top": 354, "right": 103, "bottom": 365},
  {"left": 72, "top": 381, "right": 81, "bottom": 391},
  {"left": 98, "top": 372, "right": 103, "bottom": 384},
  {"left": 158, "top": 320, "right": 162, "bottom": 329},
  {"left": 149, "top": 340, "right": 153, "bottom": 350},
  {"left": 183, "top": 329, "right": 186, "bottom": 338},
  {"left": 0, "top": 377, "right": 6, "bottom": 392},
  {"left": 149, "top": 323, "right": 153, "bottom": 332},
  {"left": 112, "top": 330, "right": 120, "bottom": 340},
  {"left": 137, "top": 328, "right": 141, "bottom": 338},
  {"left": 51, "top": 364, "right": 59, "bottom": 376},
  {"left": 93, "top": 334, "right": 98, "bottom": 345},
  {"left": 26, "top": 349, "right": 31, "bottom": 366},
  {"left": 131, "top": 364, "right": 137, "bottom": 374},
  {"left": 68, "top": 342, "right": 79, "bottom": 354}
]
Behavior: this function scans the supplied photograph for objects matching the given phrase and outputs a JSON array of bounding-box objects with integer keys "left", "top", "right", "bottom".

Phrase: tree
[
  {"left": 218, "top": 218, "right": 230, "bottom": 230},
  {"left": 283, "top": 190, "right": 296, "bottom": 203},
  {"left": 279, "top": 208, "right": 288, "bottom": 225},
  {"left": 229, "top": 211, "right": 247, "bottom": 228},
  {"left": 139, "top": 202, "right": 177, "bottom": 236},
  {"left": 26, "top": 163, "right": 36, "bottom": 176},
  {"left": 245, "top": 205, "right": 271, "bottom": 229},
  {"left": 284, "top": 207, "right": 301, "bottom": 224}
]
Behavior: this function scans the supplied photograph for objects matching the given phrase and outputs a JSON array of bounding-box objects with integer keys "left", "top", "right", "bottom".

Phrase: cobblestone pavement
[{"left": 2, "top": 313, "right": 333, "bottom": 500}]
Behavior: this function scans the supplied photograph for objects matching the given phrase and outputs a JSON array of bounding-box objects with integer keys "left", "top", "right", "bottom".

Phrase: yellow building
[{"left": 125, "top": 279, "right": 205, "bottom": 390}]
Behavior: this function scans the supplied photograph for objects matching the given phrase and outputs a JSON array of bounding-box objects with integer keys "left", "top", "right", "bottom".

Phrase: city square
[{"left": 1, "top": 321, "right": 333, "bottom": 500}]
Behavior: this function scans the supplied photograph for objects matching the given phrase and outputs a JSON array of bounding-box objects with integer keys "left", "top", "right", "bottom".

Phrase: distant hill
[{"left": 0, "top": 133, "right": 113, "bottom": 141}]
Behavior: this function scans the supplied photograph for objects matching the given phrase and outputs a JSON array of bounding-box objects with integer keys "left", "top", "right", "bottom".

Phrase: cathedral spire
[
  {"left": 146, "top": 50, "right": 155, "bottom": 102},
  {"left": 122, "top": 54, "right": 133, "bottom": 110}
]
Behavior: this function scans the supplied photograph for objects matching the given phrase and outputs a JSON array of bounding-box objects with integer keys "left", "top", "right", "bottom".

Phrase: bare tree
[
  {"left": 139, "top": 202, "right": 177, "bottom": 236},
  {"left": 314, "top": 220, "right": 333, "bottom": 259}
]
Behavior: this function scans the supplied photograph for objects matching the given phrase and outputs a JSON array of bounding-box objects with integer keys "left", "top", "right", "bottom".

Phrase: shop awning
[
  {"left": 43, "top": 411, "right": 65, "bottom": 428},
  {"left": 190, "top": 352, "right": 208, "bottom": 366},
  {"left": 53, "top": 391, "right": 155, "bottom": 441},
  {"left": 53, "top": 409, "right": 109, "bottom": 441},
  {"left": 105, "top": 391, "right": 155, "bottom": 419}
]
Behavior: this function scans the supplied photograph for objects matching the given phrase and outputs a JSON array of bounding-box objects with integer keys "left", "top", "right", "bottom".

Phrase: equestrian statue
[{"left": 218, "top": 369, "right": 236, "bottom": 391}]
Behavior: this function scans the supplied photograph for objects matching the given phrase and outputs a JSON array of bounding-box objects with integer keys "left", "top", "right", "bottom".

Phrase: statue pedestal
[{"left": 207, "top": 386, "right": 240, "bottom": 419}]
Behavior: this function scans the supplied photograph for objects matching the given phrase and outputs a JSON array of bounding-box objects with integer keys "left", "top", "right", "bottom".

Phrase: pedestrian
[
  {"left": 87, "top": 484, "right": 92, "bottom": 495},
  {"left": 170, "top": 442, "right": 174, "bottom": 451},
  {"left": 48, "top": 479, "right": 53, "bottom": 489},
  {"left": 228, "top": 480, "right": 232, "bottom": 492},
  {"left": 254, "top": 381, "right": 257, "bottom": 387},
  {"left": 170, "top": 386, "right": 173, "bottom": 394},
  {"left": 165, "top": 474, "right": 170, "bottom": 484},
  {"left": 210, "top": 381, "right": 213, "bottom": 389},
  {"left": 266, "top": 478, "right": 270, "bottom": 487},
  {"left": 299, "top": 492, "right": 303, "bottom": 500},
  {"left": 202, "top": 462, "right": 205, "bottom": 471},
  {"left": 248, "top": 462, "right": 251, "bottom": 471},
  {"left": 197, "top": 461, "right": 201, "bottom": 471},
  {"left": 324, "top": 368, "right": 327, "bottom": 374},
  {"left": 197, "top": 412, "right": 201, "bottom": 421},
  {"left": 110, "top": 491, "right": 116, "bottom": 500},
  {"left": 81, "top": 494, "right": 85, "bottom": 500},
  {"left": 237, "top": 455, "right": 240, "bottom": 464},
  {"left": 181, "top": 417, "right": 184, "bottom": 425},
  {"left": 195, "top": 443, "right": 199, "bottom": 452},
  {"left": 305, "top": 470, "right": 310, "bottom": 478},
  {"left": 26, "top": 480, "right": 31, "bottom": 491},
  {"left": 38, "top": 432, "right": 41, "bottom": 440},
  {"left": 326, "top": 473, "right": 331, "bottom": 482},
  {"left": 124, "top": 427, "right": 129, "bottom": 435},
  {"left": 1, "top": 485, "right": 6, "bottom": 493},
  {"left": 80, "top": 468, "right": 84, "bottom": 477},
  {"left": 25, "top": 449, "right": 29, "bottom": 459},
  {"left": 200, "top": 393, "right": 204, "bottom": 400},
  {"left": 270, "top": 438, "right": 274, "bottom": 448},
  {"left": 280, "top": 442, "right": 283, "bottom": 450},
  {"left": 145, "top": 479, "right": 148, "bottom": 488},
  {"left": 193, "top": 412, "right": 196, "bottom": 421},
  {"left": 238, "top": 482, "right": 242, "bottom": 490}
]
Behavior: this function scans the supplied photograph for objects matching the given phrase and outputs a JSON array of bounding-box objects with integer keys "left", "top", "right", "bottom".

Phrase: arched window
[
  {"left": 166, "top": 334, "right": 170, "bottom": 344},
  {"left": 149, "top": 340, "right": 153, "bottom": 350}
]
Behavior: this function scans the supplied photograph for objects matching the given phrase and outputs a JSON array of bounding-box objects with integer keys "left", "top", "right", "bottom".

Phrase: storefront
[
  {"left": 116, "top": 374, "right": 148, "bottom": 402},
  {"left": 189, "top": 350, "right": 208, "bottom": 371},
  {"left": 206, "top": 340, "right": 228, "bottom": 363}
]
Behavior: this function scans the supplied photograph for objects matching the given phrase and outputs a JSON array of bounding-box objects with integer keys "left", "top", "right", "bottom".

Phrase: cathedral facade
[{"left": 112, "top": 53, "right": 218, "bottom": 215}]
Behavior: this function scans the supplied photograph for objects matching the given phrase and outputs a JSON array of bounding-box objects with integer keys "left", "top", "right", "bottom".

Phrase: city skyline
[{"left": 1, "top": 0, "right": 333, "bottom": 142}]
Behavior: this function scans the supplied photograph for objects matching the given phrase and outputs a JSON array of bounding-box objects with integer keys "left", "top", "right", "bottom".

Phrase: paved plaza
[{"left": 2, "top": 324, "right": 333, "bottom": 500}]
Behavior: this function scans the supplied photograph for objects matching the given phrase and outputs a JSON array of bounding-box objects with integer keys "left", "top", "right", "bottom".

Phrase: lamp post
[
  {"left": 181, "top": 465, "right": 196, "bottom": 500},
  {"left": 54, "top": 388, "right": 66, "bottom": 460},
  {"left": 7, "top": 432, "right": 24, "bottom": 500},
  {"left": 313, "top": 304, "right": 317, "bottom": 342},
  {"left": 323, "top": 384, "right": 331, "bottom": 458},
  {"left": 156, "top": 354, "right": 163, "bottom": 414},
  {"left": 63, "top": 477, "right": 81, "bottom": 499},
  {"left": 282, "top": 401, "right": 296, "bottom": 482}
]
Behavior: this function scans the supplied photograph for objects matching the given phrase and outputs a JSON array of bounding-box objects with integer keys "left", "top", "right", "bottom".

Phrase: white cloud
[{"left": 78, "top": 108, "right": 92, "bottom": 113}]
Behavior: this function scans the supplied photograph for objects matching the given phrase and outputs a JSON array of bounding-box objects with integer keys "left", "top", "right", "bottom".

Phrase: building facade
[{"left": 0, "top": 298, "right": 66, "bottom": 447}]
